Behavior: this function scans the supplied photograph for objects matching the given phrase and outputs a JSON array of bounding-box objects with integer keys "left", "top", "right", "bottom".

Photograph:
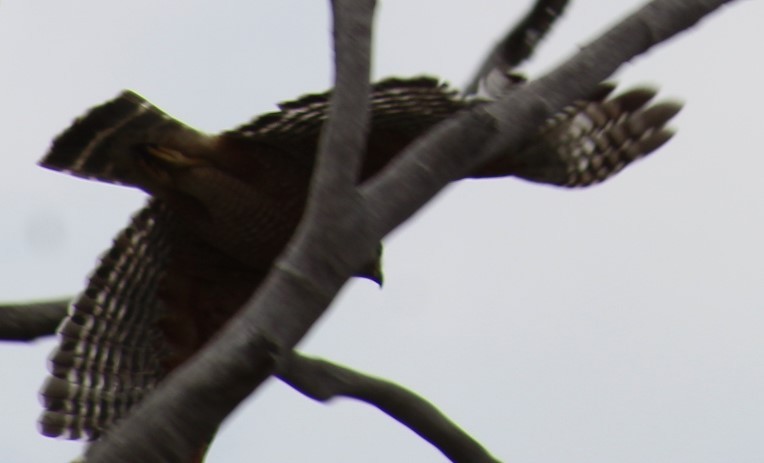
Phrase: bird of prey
[{"left": 37, "top": 76, "right": 681, "bottom": 457}]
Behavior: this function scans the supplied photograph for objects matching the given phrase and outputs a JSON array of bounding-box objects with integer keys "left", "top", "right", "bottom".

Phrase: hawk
[{"left": 37, "top": 77, "right": 680, "bottom": 456}]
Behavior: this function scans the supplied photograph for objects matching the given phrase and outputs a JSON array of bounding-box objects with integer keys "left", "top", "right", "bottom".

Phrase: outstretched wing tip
[{"left": 478, "top": 82, "right": 684, "bottom": 187}]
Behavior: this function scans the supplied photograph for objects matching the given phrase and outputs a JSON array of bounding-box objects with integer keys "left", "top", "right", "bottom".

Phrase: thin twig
[
  {"left": 276, "top": 351, "right": 500, "bottom": 463},
  {"left": 463, "top": 0, "right": 570, "bottom": 95},
  {"left": 0, "top": 298, "right": 69, "bottom": 341}
]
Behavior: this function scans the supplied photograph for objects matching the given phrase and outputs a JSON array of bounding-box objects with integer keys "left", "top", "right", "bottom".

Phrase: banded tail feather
[{"left": 40, "top": 91, "right": 212, "bottom": 189}]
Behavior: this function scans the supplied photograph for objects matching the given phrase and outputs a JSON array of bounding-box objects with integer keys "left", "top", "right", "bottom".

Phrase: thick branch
[
  {"left": 276, "top": 351, "right": 500, "bottom": 463},
  {"left": 279, "top": 0, "right": 378, "bottom": 294},
  {"left": 463, "top": 0, "right": 570, "bottom": 95},
  {"left": 0, "top": 298, "right": 68, "bottom": 341},
  {"left": 313, "top": 0, "right": 374, "bottom": 191},
  {"left": 83, "top": 1, "right": 735, "bottom": 462}
]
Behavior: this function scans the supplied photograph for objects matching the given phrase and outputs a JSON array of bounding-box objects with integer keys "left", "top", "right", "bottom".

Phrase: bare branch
[
  {"left": 278, "top": 0, "right": 379, "bottom": 294},
  {"left": 313, "top": 0, "right": 375, "bottom": 192},
  {"left": 0, "top": 298, "right": 68, "bottom": 342},
  {"left": 83, "top": 1, "right": 735, "bottom": 461},
  {"left": 276, "top": 350, "right": 500, "bottom": 463},
  {"left": 464, "top": 0, "right": 570, "bottom": 95}
]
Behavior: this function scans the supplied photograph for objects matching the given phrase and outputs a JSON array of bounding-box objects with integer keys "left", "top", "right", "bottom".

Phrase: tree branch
[
  {"left": 0, "top": 298, "right": 68, "bottom": 342},
  {"left": 278, "top": 0, "right": 379, "bottom": 295},
  {"left": 463, "top": 0, "right": 570, "bottom": 95},
  {"left": 276, "top": 350, "right": 500, "bottom": 463},
  {"left": 70, "top": 1, "right": 735, "bottom": 461}
]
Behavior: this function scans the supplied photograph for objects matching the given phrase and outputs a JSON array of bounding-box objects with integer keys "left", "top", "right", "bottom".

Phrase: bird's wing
[
  {"left": 227, "top": 76, "right": 680, "bottom": 187},
  {"left": 39, "top": 91, "right": 212, "bottom": 190},
  {"left": 39, "top": 199, "right": 173, "bottom": 440},
  {"left": 223, "top": 76, "right": 466, "bottom": 180}
]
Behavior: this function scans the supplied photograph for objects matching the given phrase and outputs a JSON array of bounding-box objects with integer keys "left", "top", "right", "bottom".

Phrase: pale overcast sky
[{"left": 1, "top": 1, "right": 763, "bottom": 462}]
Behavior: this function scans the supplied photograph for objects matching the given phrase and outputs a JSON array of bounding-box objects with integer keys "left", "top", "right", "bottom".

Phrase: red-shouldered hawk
[{"left": 37, "top": 77, "right": 680, "bottom": 454}]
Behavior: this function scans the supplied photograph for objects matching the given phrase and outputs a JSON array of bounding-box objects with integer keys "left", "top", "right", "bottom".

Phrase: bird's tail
[
  {"left": 473, "top": 84, "right": 682, "bottom": 187},
  {"left": 39, "top": 91, "right": 209, "bottom": 188}
]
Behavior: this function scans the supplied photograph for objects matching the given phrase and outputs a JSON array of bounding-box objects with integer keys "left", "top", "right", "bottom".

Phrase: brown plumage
[{"left": 38, "top": 77, "right": 681, "bottom": 453}]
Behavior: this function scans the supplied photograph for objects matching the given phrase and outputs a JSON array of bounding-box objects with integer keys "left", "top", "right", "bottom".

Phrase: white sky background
[{"left": 1, "top": 1, "right": 763, "bottom": 462}]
